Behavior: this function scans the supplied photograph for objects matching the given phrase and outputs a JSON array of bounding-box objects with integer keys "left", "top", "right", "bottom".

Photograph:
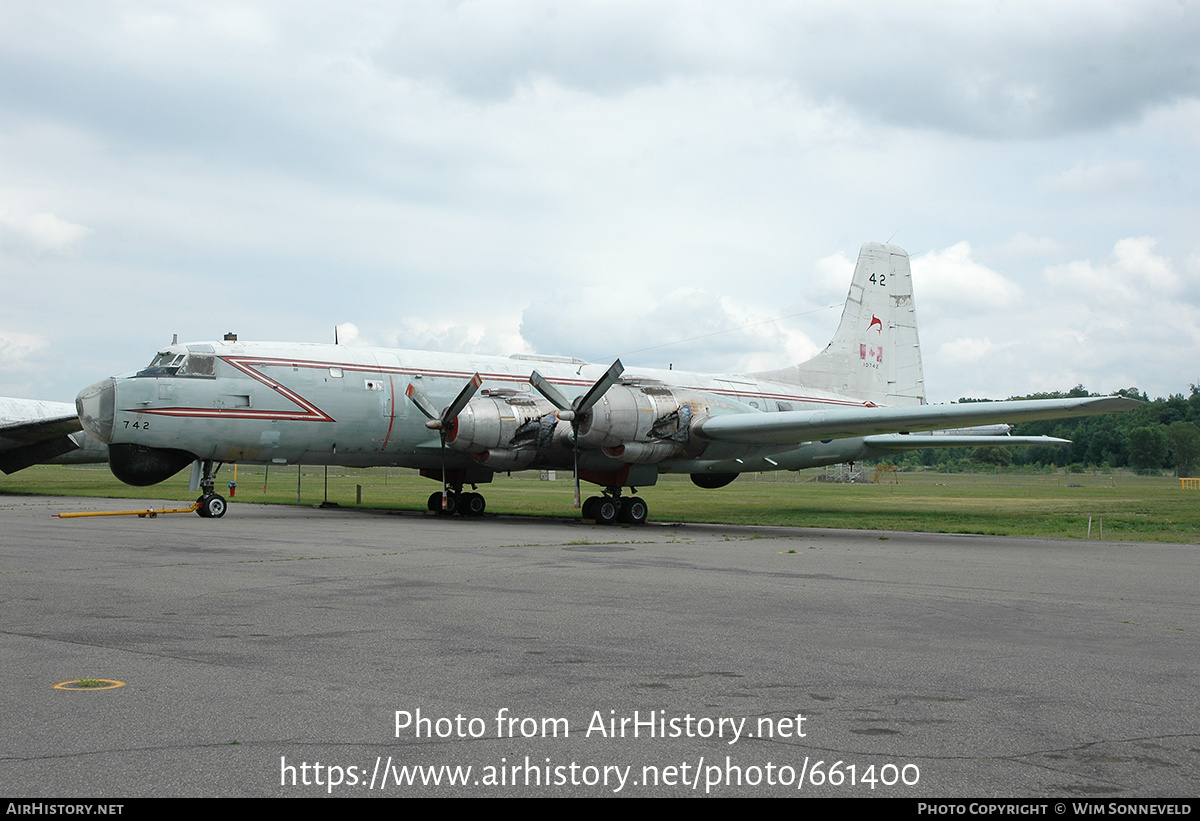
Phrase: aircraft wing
[
  {"left": 693, "top": 396, "right": 1138, "bottom": 446},
  {"left": 0, "top": 401, "right": 84, "bottom": 474}
]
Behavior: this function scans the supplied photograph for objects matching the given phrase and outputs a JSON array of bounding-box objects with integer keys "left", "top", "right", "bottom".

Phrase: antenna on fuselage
[
  {"left": 171, "top": 334, "right": 178, "bottom": 345},
  {"left": 334, "top": 325, "right": 338, "bottom": 345}
]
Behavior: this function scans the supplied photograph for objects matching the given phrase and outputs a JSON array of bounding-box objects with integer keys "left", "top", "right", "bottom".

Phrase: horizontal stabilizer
[{"left": 694, "top": 396, "right": 1139, "bottom": 446}]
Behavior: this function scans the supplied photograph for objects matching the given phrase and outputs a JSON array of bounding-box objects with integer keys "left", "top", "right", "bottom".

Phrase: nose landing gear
[{"left": 195, "top": 460, "right": 227, "bottom": 519}]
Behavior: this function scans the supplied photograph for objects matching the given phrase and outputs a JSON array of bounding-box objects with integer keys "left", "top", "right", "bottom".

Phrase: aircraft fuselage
[{"left": 78, "top": 341, "right": 885, "bottom": 489}]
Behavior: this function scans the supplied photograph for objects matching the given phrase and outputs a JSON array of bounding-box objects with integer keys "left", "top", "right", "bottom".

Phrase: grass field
[{"left": 3, "top": 463, "right": 1198, "bottom": 543}]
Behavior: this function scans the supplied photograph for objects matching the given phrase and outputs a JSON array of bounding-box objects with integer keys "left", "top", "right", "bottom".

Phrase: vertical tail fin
[{"left": 755, "top": 242, "right": 926, "bottom": 406}]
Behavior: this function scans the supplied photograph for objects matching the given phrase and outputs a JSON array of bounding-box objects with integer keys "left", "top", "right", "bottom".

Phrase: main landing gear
[
  {"left": 427, "top": 485, "right": 487, "bottom": 517},
  {"left": 581, "top": 488, "right": 648, "bottom": 526},
  {"left": 195, "top": 460, "right": 227, "bottom": 519}
]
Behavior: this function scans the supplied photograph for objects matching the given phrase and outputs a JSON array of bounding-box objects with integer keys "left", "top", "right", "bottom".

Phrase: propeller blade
[
  {"left": 529, "top": 370, "right": 572, "bottom": 411},
  {"left": 441, "top": 373, "right": 483, "bottom": 427},
  {"left": 574, "top": 359, "right": 624, "bottom": 414},
  {"left": 405, "top": 383, "right": 440, "bottom": 423}
]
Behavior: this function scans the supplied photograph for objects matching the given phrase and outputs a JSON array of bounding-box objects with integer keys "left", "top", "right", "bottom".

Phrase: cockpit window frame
[
  {"left": 135, "top": 350, "right": 217, "bottom": 379},
  {"left": 177, "top": 353, "right": 216, "bottom": 378}
]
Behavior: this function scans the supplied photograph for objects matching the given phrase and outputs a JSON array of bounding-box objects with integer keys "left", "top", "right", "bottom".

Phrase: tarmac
[{"left": 1, "top": 495, "right": 1197, "bottom": 797}]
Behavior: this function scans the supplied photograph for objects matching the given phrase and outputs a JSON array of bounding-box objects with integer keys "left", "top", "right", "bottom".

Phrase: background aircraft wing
[
  {"left": 0, "top": 401, "right": 84, "bottom": 474},
  {"left": 693, "top": 396, "right": 1138, "bottom": 446},
  {"left": 861, "top": 434, "right": 1071, "bottom": 451}
]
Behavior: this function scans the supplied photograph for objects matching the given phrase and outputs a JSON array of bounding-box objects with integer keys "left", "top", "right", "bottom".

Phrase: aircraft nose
[{"left": 76, "top": 377, "right": 116, "bottom": 444}]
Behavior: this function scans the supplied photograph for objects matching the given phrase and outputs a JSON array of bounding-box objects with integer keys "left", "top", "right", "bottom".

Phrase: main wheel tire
[
  {"left": 202, "top": 493, "right": 227, "bottom": 519},
  {"left": 427, "top": 492, "right": 442, "bottom": 512},
  {"left": 596, "top": 498, "right": 618, "bottom": 525},
  {"left": 439, "top": 493, "right": 458, "bottom": 516},
  {"left": 582, "top": 496, "right": 599, "bottom": 520},
  {"left": 622, "top": 496, "right": 648, "bottom": 525},
  {"left": 196, "top": 495, "right": 210, "bottom": 518},
  {"left": 463, "top": 492, "right": 486, "bottom": 516}
]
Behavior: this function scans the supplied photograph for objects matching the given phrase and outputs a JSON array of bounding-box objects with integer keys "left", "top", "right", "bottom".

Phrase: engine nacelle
[
  {"left": 602, "top": 442, "right": 679, "bottom": 464},
  {"left": 471, "top": 448, "right": 539, "bottom": 469},
  {"left": 448, "top": 394, "right": 559, "bottom": 455},
  {"left": 577, "top": 384, "right": 693, "bottom": 452}
]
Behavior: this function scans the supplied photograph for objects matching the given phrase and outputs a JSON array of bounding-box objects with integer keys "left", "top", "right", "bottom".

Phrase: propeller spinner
[
  {"left": 529, "top": 360, "right": 624, "bottom": 507},
  {"left": 406, "top": 374, "right": 483, "bottom": 509}
]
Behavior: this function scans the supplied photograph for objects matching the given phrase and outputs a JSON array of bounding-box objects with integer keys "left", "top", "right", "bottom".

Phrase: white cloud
[
  {"left": 1046, "top": 236, "right": 1181, "bottom": 304},
  {"left": 809, "top": 251, "right": 855, "bottom": 302},
  {"left": 939, "top": 337, "right": 1003, "bottom": 365},
  {"left": 992, "top": 232, "right": 1064, "bottom": 258},
  {"left": 0, "top": 211, "right": 91, "bottom": 252},
  {"left": 520, "top": 285, "right": 819, "bottom": 374},
  {"left": 921, "top": 237, "right": 1200, "bottom": 400},
  {"left": 0, "top": 331, "right": 48, "bottom": 371},
  {"left": 911, "top": 242, "right": 1024, "bottom": 314},
  {"left": 334, "top": 322, "right": 370, "bottom": 347},
  {"left": 389, "top": 318, "right": 529, "bottom": 359},
  {"left": 1043, "top": 161, "right": 1147, "bottom": 195},
  {"left": 369, "top": 1, "right": 1200, "bottom": 137}
]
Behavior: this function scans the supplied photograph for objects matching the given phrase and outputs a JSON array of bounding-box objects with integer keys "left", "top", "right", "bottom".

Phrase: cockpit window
[
  {"left": 136, "top": 352, "right": 186, "bottom": 377},
  {"left": 150, "top": 352, "right": 185, "bottom": 369},
  {"left": 177, "top": 353, "right": 216, "bottom": 377},
  {"left": 135, "top": 351, "right": 215, "bottom": 378}
]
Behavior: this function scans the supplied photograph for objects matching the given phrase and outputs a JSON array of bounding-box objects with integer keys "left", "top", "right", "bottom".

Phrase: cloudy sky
[{"left": 2, "top": 1, "right": 1198, "bottom": 404}]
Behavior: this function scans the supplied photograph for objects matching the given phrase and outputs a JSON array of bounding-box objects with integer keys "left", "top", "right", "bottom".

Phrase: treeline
[{"left": 896, "top": 386, "right": 1200, "bottom": 476}]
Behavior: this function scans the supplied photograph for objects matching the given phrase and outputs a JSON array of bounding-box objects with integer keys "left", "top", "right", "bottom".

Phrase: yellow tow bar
[{"left": 54, "top": 502, "right": 202, "bottom": 519}]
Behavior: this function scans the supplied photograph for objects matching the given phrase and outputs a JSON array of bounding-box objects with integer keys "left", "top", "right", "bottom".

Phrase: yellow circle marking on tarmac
[{"left": 53, "top": 679, "right": 126, "bottom": 691}]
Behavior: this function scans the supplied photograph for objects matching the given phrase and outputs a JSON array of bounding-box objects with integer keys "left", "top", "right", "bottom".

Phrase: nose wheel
[
  {"left": 194, "top": 460, "right": 228, "bottom": 518},
  {"left": 197, "top": 493, "right": 227, "bottom": 518}
]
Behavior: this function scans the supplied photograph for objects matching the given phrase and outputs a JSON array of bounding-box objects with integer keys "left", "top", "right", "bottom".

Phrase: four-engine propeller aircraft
[{"left": 75, "top": 242, "right": 1136, "bottom": 522}]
